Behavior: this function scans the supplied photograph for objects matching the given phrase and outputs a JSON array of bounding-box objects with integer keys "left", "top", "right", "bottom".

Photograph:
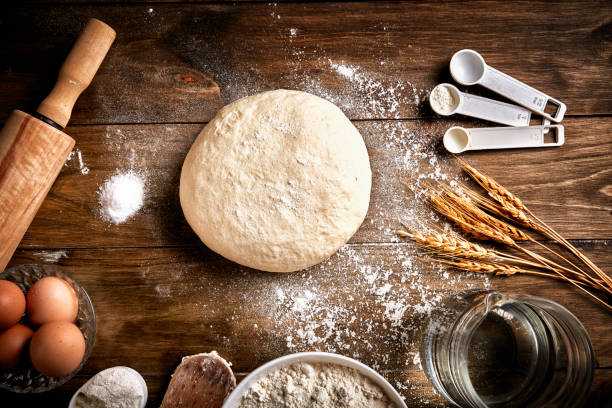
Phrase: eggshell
[
  {"left": 0, "top": 324, "right": 34, "bottom": 370},
  {"left": 30, "top": 321, "right": 85, "bottom": 377},
  {"left": 0, "top": 280, "right": 26, "bottom": 329},
  {"left": 27, "top": 277, "right": 79, "bottom": 325}
]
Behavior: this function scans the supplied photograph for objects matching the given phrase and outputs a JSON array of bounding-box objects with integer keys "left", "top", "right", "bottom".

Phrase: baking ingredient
[
  {"left": 161, "top": 352, "right": 235, "bottom": 408},
  {"left": 74, "top": 367, "right": 145, "bottom": 408},
  {"left": 238, "top": 362, "right": 396, "bottom": 407},
  {"left": 404, "top": 160, "right": 612, "bottom": 310},
  {"left": 180, "top": 89, "right": 372, "bottom": 272},
  {"left": 98, "top": 172, "right": 145, "bottom": 224},
  {"left": 430, "top": 84, "right": 457, "bottom": 114},
  {"left": 27, "top": 276, "right": 78, "bottom": 325},
  {"left": 0, "top": 280, "right": 26, "bottom": 329},
  {"left": 30, "top": 321, "right": 85, "bottom": 377},
  {"left": 156, "top": 119, "right": 492, "bottom": 406},
  {"left": 0, "top": 324, "right": 34, "bottom": 370}
]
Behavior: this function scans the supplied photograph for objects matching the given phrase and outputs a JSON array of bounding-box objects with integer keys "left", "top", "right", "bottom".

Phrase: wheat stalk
[
  {"left": 459, "top": 186, "right": 539, "bottom": 230},
  {"left": 397, "top": 228, "right": 493, "bottom": 259},
  {"left": 445, "top": 185, "right": 595, "bottom": 284},
  {"left": 404, "top": 159, "right": 612, "bottom": 309},
  {"left": 436, "top": 259, "right": 522, "bottom": 276},
  {"left": 434, "top": 257, "right": 612, "bottom": 311},
  {"left": 397, "top": 226, "right": 591, "bottom": 280},
  {"left": 459, "top": 160, "right": 612, "bottom": 291},
  {"left": 530, "top": 212, "right": 612, "bottom": 288},
  {"left": 460, "top": 161, "right": 525, "bottom": 211},
  {"left": 435, "top": 259, "right": 605, "bottom": 291},
  {"left": 441, "top": 189, "right": 530, "bottom": 241},
  {"left": 428, "top": 193, "right": 516, "bottom": 246}
]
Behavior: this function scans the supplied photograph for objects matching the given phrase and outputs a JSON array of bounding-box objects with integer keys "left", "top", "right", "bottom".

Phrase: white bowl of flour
[
  {"left": 69, "top": 366, "right": 147, "bottom": 408},
  {"left": 223, "top": 352, "right": 407, "bottom": 408}
]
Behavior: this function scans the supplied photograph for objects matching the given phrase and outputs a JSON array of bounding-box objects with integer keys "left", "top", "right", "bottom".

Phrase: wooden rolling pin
[{"left": 0, "top": 19, "right": 116, "bottom": 271}]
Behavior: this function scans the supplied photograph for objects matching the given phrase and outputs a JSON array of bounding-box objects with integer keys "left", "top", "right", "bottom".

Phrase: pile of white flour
[
  {"left": 98, "top": 172, "right": 145, "bottom": 224},
  {"left": 74, "top": 367, "right": 144, "bottom": 408},
  {"left": 238, "top": 362, "right": 397, "bottom": 408}
]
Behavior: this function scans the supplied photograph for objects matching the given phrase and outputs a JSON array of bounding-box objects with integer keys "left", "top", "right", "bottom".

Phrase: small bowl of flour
[
  {"left": 223, "top": 352, "right": 406, "bottom": 408},
  {"left": 69, "top": 366, "right": 147, "bottom": 408}
]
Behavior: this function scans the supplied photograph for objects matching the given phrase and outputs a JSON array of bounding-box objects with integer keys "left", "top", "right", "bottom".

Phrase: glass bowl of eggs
[{"left": 0, "top": 264, "right": 96, "bottom": 393}]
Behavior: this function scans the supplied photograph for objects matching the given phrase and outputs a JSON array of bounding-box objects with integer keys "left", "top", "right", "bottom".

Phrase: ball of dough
[{"left": 180, "top": 90, "right": 371, "bottom": 272}]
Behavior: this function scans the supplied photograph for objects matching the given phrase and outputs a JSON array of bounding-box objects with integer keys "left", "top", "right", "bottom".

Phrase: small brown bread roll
[{"left": 161, "top": 352, "right": 236, "bottom": 408}]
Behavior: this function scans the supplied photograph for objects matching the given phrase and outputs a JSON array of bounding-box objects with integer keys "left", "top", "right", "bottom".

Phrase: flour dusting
[
  {"left": 65, "top": 149, "right": 90, "bottom": 175},
  {"left": 34, "top": 250, "right": 69, "bottom": 263}
]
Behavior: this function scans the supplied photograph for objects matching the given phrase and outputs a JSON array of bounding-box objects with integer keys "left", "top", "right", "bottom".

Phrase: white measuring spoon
[
  {"left": 68, "top": 366, "right": 148, "bottom": 408},
  {"left": 443, "top": 125, "right": 564, "bottom": 154},
  {"left": 450, "top": 50, "right": 566, "bottom": 122},
  {"left": 429, "top": 83, "right": 531, "bottom": 126}
]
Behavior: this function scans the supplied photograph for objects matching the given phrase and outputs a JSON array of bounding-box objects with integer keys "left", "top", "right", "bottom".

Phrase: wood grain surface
[{"left": 1, "top": 1, "right": 611, "bottom": 407}]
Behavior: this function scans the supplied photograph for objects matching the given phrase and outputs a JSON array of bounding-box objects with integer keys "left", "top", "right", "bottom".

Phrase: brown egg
[
  {"left": 0, "top": 280, "right": 26, "bottom": 329},
  {"left": 0, "top": 324, "right": 34, "bottom": 370},
  {"left": 30, "top": 321, "right": 85, "bottom": 377},
  {"left": 27, "top": 277, "right": 78, "bottom": 325}
]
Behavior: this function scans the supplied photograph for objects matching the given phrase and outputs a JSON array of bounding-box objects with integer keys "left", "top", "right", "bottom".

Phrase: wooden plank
[
  {"left": 3, "top": 242, "right": 611, "bottom": 406},
  {"left": 1, "top": 1, "right": 611, "bottom": 124},
  {"left": 10, "top": 116, "right": 611, "bottom": 250}
]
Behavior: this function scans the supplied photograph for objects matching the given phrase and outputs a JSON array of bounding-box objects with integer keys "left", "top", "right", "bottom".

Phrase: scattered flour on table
[
  {"left": 154, "top": 121, "right": 489, "bottom": 406},
  {"left": 98, "top": 172, "right": 145, "bottom": 224},
  {"left": 74, "top": 367, "right": 144, "bottom": 408},
  {"left": 65, "top": 149, "right": 90, "bottom": 175},
  {"left": 33, "top": 250, "right": 68, "bottom": 263},
  {"left": 239, "top": 362, "right": 396, "bottom": 408},
  {"left": 178, "top": 6, "right": 428, "bottom": 119},
  {"left": 327, "top": 59, "right": 423, "bottom": 116}
]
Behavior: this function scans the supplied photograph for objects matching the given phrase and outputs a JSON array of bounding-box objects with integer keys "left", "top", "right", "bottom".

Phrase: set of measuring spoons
[{"left": 430, "top": 49, "right": 566, "bottom": 153}]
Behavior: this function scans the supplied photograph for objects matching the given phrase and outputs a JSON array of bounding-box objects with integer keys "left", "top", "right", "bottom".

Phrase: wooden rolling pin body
[{"left": 0, "top": 19, "right": 115, "bottom": 271}]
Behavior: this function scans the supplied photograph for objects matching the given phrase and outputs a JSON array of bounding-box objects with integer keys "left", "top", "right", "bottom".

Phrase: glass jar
[{"left": 421, "top": 291, "right": 594, "bottom": 408}]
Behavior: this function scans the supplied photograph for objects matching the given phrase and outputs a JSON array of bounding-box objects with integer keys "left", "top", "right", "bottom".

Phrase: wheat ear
[
  {"left": 460, "top": 161, "right": 525, "bottom": 211},
  {"left": 428, "top": 194, "right": 516, "bottom": 246},
  {"left": 459, "top": 161, "right": 611, "bottom": 291},
  {"left": 397, "top": 228, "right": 493, "bottom": 259},
  {"left": 441, "top": 189, "right": 530, "bottom": 241},
  {"left": 459, "top": 185, "right": 539, "bottom": 230},
  {"left": 430, "top": 188, "right": 604, "bottom": 292},
  {"left": 436, "top": 259, "right": 605, "bottom": 291},
  {"left": 398, "top": 226, "right": 586, "bottom": 278},
  {"left": 450, "top": 185, "right": 595, "bottom": 282}
]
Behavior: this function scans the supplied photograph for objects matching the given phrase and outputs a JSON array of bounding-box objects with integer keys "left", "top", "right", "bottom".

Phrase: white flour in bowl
[
  {"left": 238, "top": 362, "right": 397, "bottom": 408},
  {"left": 74, "top": 367, "right": 144, "bottom": 408}
]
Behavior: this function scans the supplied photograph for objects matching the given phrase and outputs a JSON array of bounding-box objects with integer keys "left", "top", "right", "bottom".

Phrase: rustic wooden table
[{"left": 1, "top": 1, "right": 611, "bottom": 406}]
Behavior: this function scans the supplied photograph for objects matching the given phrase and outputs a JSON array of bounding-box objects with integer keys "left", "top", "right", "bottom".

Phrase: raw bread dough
[{"left": 180, "top": 90, "right": 371, "bottom": 272}]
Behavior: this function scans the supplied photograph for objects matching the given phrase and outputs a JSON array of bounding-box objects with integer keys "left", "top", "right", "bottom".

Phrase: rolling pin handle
[{"left": 36, "top": 18, "right": 116, "bottom": 128}]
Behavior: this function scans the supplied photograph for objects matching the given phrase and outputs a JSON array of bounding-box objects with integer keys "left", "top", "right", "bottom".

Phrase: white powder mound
[
  {"left": 239, "top": 362, "right": 396, "bottom": 408},
  {"left": 74, "top": 367, "right": 144, "bottom": 408},
  {"left": 430, "top": 85, "right": 457, "bottom": 114},
  {"left": 98, "top": 172, "right": 145, "bottom": 224}
]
